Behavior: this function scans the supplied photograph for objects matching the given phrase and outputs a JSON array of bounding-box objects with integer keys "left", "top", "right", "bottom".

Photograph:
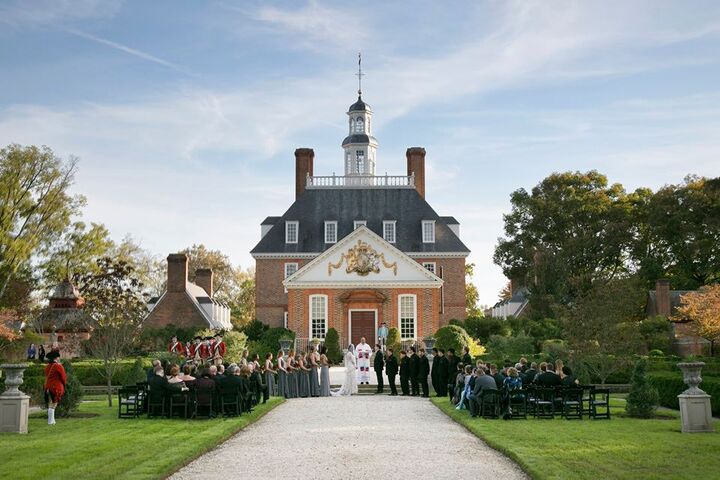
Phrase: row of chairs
[
  {"left": 472, "top": 385, "right": 611, "bottom": 420},
  {"left": 118, "top": 382, "right": 254, "bottom": 419}
]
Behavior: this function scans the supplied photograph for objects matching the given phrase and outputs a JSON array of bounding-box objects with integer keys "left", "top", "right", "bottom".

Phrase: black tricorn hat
[{"left": 46, "top": 351, "right": 60, "bottom": 362}]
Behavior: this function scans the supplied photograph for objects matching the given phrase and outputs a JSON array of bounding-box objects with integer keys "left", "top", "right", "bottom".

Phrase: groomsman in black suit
[
  {"left": 373, "top": 344, "right": 384, "bottom": 393},
  {"left": 385, "top": 348, "right": 398, "bottom": 396},
  {"left": 409, "top": 347, "right": 420, "bottom": 396},
  {"left": 399, "top": 350, "right": 410, "bottom": 396},
  {"left": 418, "top": 348, "right": 430, "bottom": 398}
]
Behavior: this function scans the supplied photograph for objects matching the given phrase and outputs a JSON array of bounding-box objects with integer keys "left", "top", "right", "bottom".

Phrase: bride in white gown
[{"left": 331, "top": 344, "right": 358, "bottom": 396}]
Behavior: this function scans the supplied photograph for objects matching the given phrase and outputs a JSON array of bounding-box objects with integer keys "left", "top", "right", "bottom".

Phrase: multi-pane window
[
  {"left": 354, "top": 220, "right": 367, "bottom": 229},
  {"left": 422, "top": 220, "right": 435, "bottom": 243},
  {"left": 399, "top": 294, "right": 416, "bottom": 340},
  {"left": 284, "top": 263, "right": 298, "bottom": 278},
  {"left": 309, "top": 295, "right": 327, "bottom": 339},
  {"left": 355, "top": 117, "right": 364, "bottom": 133},
  {"left": 383, "top": 221, "right": 396, "bottom": 243},
  {"left": 356, "top": 150, "right": 365, "bottom": 173},
  {"left": 423, "top": 262, "right": 436, "bottom": 274},
  {"left": 325, "top": 221, "right": 337, "bottom": 243},
  {"left": 285, "top": 221, "right": 298, "bottom": 244}
]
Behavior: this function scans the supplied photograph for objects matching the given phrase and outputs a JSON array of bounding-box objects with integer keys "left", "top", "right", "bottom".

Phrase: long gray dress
[
  {"left": 265, "top": 360, "right": 277, "bottom": 396},
  {"left": 309, "top": 354, "right": 321, "bottom": 397},
  {"left": 319, "top": 354, "right": 331, "bottom": 397},
  {"left": 277, "top": 356, "right": 289, "bottom": 399},
  {"left": 298, "top": 358, "right": 311, "bottom": 398},
  {"left": 288, "top": 358, "right": 298, "bottom": 398}
]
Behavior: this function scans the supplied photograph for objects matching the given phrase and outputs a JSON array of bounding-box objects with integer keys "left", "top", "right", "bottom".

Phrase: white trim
[
  {"left": 422, "top": 262, "right": 436, "bottom": 274},
  {"left": 252, "top": 253, "right": 320, "bottom": 259},
  {"left": 422, "top": 220, "right": 435, "bottom": 243},
  {"left": 348, "top": 309, "right": 378, "bottom": 345},
  {"left": 284, "top": 262, "right": 299, "bottom": 278},
  {"left": 353, "top": 220, "right": 367, "bottom": 229},
  {"left": 286, "top": 281, "right": 441, "bottom": 290},
  {"left": 285, "top": 221, "right": 299, "bottom": 244},
  {"left": 253, "top": 251, "right": 469, "bottom": 260},
  {"left": 398, "top": 294, "right": 417, "bottom": 340},
  {"left": 406, "top": 252, "right": 469, "bottom": 258},
  {"left": 283, "top": 311, "right": 288, "bottom": 329},
  {"left": 383, "top": 220, "right": 396, "bottom": 243},
  {"left": 309, "top": 294, "right": 328, "bottom": 339},
  {"left": 324, "top": 221, "right": 338, "bottom": 244}
]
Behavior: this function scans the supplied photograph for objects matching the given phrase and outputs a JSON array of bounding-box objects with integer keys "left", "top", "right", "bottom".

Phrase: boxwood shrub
[{"left": 647, "top": 372, "right": 720, "bottom": 416}]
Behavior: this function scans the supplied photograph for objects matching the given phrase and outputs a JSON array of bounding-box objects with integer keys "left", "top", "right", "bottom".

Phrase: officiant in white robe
[{"left": 356, "top": 338, "right": 372, "bottom": 384}]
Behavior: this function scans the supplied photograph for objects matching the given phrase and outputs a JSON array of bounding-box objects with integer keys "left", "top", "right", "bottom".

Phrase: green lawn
[
  {"left": 0, "top": 397, "right": 283, "bottom": 480},
  {"left": 431, "top": 397, "right": 719, "bottom": 480}
]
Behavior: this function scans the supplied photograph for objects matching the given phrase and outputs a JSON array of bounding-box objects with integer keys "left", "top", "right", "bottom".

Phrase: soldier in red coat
[
  {"left": 212, "top": 334, "right": 226, "bottom": 366},
  {"left": 167, "top": 336, "right": 185, "bottom": 357},
  {"left": 200, "top": 337, "right": 212, "bottom": 362},
  {"left": 189, "top": 336, "right": 202, "bottom": 362},
  {"left": 44, "top": 350, "right": 66, "bottom": 425}
]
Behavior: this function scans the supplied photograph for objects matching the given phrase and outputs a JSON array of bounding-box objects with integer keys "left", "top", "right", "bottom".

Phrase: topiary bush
[
  {"left": 386, "top": 327, "right": 401, "bottom": 355},
  {"left": 463, "top": 316, "right": 510, "bottom": 344},
  {"left": 648, "top": 372, "right": 720, "bottom": 415},
  {"left": 57, "top": 360, "right": 84, "bottom": 417},
  {"left": 324, "top": 328, "right": 343, "bottom": 364},
  {"left": 625, "top": 358, "right": 659, "bottom": 418},
  {"left": 434, "top": 325, "right": 484, "bottom": 359},
  {"left": 486, "top": 333, "right": 535, "bottom": 360}
]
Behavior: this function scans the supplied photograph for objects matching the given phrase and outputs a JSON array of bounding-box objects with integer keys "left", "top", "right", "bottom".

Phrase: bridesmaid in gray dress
[
  {"left": 264, "top": 353, "right": 277, "bottom": 396},
  {"left": 308, "top": 346, "right": 321, "bottom": 397},
  {"left": 277, "top": 350, "right": 289, "bottom": 398},
  {"left": 287, "top": 350, "right": 298, "bottom": 398},
  {"left": 319, "top": 346, "right": 331, "bottom": 397},
  {"left": 298, "top": 353, "right": 311, "bottom": 398}
]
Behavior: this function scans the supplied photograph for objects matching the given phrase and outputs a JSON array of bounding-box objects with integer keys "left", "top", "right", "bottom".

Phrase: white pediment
[{"left": 284, "top": 226, "right": 443, "bottom": 289}]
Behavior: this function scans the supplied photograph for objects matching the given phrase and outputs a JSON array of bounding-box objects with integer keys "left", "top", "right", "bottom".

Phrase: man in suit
[
  {"left": 431, "top": 348, "right": 449, "bottom": 397},
  {"left": 399, "top": 350, "right": 410, "bottom": 396},
  {"left": 248, "top": 363, "right": 267, "bottom": 404},
  {"left": 522, "top": 362, "right": 538, "bottom": 385},
  {"left": 536, "top": 363, "right": 562, "bottom": 387},
  {"left": 461, "top": 346, "right": 472, "bottom": 367},
  {"left": 385, "top": 348, "right": 398, "bottom": 396},
  {"left": 490, "top": 364, "right": 504, "bottom": 389},
  {"left": 446, "top": 349, "right": 460, "bottom": 400},
  {"left": 418, "top": 348, "right": 430, "bottom": 397},
  {"left": 373, "top": 344, "right": 384, "bottom": 393},
  {"left": 408, "top": 347, "right": 420, "bottom": 396},
  {"left": 193, "top": 368, "right": 218, "bottom": 418},
  {"left": 216, "top": 365, "right": 249, "bottom": 415},
  {"left": 468, "top": 368, "right": 497, "bottom": 417}
]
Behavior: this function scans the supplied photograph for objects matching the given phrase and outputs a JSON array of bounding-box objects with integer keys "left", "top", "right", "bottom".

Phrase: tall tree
[
  {"left": 0, "top": 144, "right": 84, "bottom": 299},
  {"left": 675, "top": 284, "right": 720, "bottom": 355},
  {"left": 494, "top": 171, "right": 634, "bottom": 316},
  {"left": 76, "top": 257, "right": 148, "bottom": 406}
]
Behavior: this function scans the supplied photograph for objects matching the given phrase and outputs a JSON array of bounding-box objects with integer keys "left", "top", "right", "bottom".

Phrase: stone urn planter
[
  {"left": 677, "top": 362, "right": 706, "bottom": 395},
  {"left": 422, "top": 337, "right": 436, "bottom": 351},
  {"left": 279, "top": 338, "right": 292, "bottom": 355},
  {"left": 0, "top": 364, "right": 30, "bottom": 398}
]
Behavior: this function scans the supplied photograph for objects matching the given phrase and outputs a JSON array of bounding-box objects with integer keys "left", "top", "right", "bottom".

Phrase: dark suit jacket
[
  {"left": 536, "top": 371, "right": 562, "bottom": 387},
  {"left": 399, "top": 357, "right": 410, "bottom": 377},
  {"left": 472, "top": 374, "right": 498, "bottom": 396},
  {"left": 523, "top": 369, "right": 538, "bottom": 385},
  {"left": 461, "top": 353, "right": 472, "bottom": 366},
  {"left": 409, "top": 354, "right": 420, "bottom": 378},
  {"left": 373, "top": 351, "right": 384, "bottom": 371},
  {"left": 385, "top": 355, "right": 398, "bottom": 377},
  {"left": 418, "top": 355, "right": 430, "bottom": 379},
  {"left": 148, "top": 374, "right": 182, "bottom": 398},
  {"left": 493, "top": 373, "right": 505, "bottom": 389},
  {"left": 446, "top": 355, "right": 460, "bottom": 383}
]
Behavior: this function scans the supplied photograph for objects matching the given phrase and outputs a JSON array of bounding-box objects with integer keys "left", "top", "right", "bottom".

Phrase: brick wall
[
  {"left": 144, "top": 292, "right": 209, "bottom": 329},
  {"left": 255, "top": 258, "right": 310, "bottom": 328},
  {"left": 413, "top": 257, "right": 467, "bottom": 324}
]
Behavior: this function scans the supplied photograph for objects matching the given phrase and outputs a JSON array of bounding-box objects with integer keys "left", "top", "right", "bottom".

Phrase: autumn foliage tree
[{"left": 675, "top": 285, "right": 720, "bottom": 356}]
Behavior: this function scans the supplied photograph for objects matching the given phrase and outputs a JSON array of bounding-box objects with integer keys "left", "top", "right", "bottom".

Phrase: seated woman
[
  {"left": 182, "top": 364, "right": 196, "bottom": 384},
  {"left": 167, "top": 365, "right": 184, "bottom": 385},
  {"left": 561, "top": 366, "right": 579, "bottom": 386},
  {"left": 455, "top": 365, "right": 473, "bottom": 410},
  {"left": 502, "top": 367, "right": 523, "bottom": 419}
]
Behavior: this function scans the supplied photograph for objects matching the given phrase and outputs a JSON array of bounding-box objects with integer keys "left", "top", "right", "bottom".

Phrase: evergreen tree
[
  {"left": 625, "top": 358, "right": 659, "bottom": 418},
  {"left": 56, "top": 360, "right": 83, "bottom": 417},
  {"left": 386, "top": 327, "right": 401, "bottom": 355},
  {"left": 324, "top": 328, "right": 343, "bottom": 364}
]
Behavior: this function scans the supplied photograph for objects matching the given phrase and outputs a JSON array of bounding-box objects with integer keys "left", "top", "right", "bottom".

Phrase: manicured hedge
[
  {"left": 9, "top": 359, "right": 153, "bottom": 387},
  {"left": 648, "top": 372, "right": 720, "bottom": 416}
]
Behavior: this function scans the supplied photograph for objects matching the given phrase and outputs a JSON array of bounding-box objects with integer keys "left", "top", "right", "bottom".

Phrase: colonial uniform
[
  {"left": 212, "top": 339, "right": 226, "bottom": 366},
  {"left": 168, "top": 340, "right": 185, "bottom": 356},
  {"left": 44, "top": 360, "right": 66, "bottom": 425}
]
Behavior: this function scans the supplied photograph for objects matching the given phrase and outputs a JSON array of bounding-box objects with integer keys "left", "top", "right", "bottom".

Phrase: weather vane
[{"left": 355, "top": 52, "right": 364, "bottom": 96}]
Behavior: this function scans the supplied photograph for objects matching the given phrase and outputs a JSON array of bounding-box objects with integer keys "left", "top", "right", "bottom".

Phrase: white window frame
[
  {"left": 283, "top": 311, "right": 288, "bottom": 329},
  {"left": 398, "top": 294, "right": 417, "bottom": 340},
  {"left": 309, "top": 294, "right": 328, "bottom": 339},
  {"left": 284, "top": 262, "right": 298, "bottom": 278},
  {"left": 422, "top": 262, "right": 436, "bottom": 274},
  {"left": 422, "top": 220, "right": 435, "bottom": 243},
  {"left": 324, "top": 221, "right": 338, "bottom": 244},
  {"left": 354, "top": 220, "right": 367, "bottom": 229},
  {"left": 383, "top": 220, "right": 396, "bottom": 243},
  {"left": 285, "top": 221, "right": 299, "bottom": 244},
  {"left": 356, "top": 150, "right": 365, "bottom": 173}
]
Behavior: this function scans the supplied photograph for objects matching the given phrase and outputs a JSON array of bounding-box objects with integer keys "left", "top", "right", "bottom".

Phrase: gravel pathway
[{"left": 171, "top": 396, "right": 527, "bottom": 480}]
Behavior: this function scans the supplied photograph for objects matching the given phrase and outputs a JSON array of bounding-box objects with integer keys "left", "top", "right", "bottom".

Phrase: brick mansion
[{"left": 251, "top": 91, "right": 470, "bottom": 347}]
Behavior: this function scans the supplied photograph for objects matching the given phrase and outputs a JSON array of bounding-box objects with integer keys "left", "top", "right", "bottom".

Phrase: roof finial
[{"left": 355, "top": 52, "right": 364, "bottom": 97}]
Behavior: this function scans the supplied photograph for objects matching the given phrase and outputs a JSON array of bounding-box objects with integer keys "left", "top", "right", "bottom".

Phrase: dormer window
[
  {"left": 325, "top": 221, "right": 338, "bottom": 244},
  {"left": 354, "top": 220, "right": 367, "bottom": 229},
  {"left": 355, "top": 150, "right": 365, "bottom": 173},
  {"left": 422, "top": 220, "right": 435, "bottom": 243},
  {"left": 285, "top": 221, "right": 298, "bottom": 244},
  {"left": 383, "top": 220, "right": 396, "bottom": 243}
]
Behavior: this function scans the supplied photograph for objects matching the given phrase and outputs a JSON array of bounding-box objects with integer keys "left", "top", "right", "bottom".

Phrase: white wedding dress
[{"left": 331, "top": 347, "right": 358, "bottom": 396}]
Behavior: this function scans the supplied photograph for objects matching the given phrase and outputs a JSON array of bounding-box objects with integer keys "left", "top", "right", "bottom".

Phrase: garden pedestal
[
  {"left": 678, "top": 394, "right": 713, "bottom": 433},
  {"left": 0, "top": 364, "right": 31, "bottom": 434}
]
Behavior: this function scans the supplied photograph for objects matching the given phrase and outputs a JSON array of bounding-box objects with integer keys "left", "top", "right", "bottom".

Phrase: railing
[{"left": 306, "top": 173, "right": 415, "bottom": 189}]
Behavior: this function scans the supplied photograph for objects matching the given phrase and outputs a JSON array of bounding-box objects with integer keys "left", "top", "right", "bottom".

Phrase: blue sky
[{"left": 1, "top": 0, "right": 719, "bottom": 307}]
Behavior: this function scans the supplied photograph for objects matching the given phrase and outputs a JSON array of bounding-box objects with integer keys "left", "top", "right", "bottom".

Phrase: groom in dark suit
[
  {"left": 373, "top": 344, "right": 384, "bottom": 393},
  {"left": 385, "top": 348, "right": 398, "bottom": 396}
]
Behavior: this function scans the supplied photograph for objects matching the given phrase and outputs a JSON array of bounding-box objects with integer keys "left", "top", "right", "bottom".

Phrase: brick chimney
[
  {"left": 406, "top": 147, "right": 426, "bottom": 199},
  {"left": 655, "top": 279, "right": 671, "bottom": 317},
  {"left": 295, "top": 148, "right": 314, "bottom": 199},
  {"left": 195, "top": 268, "right": 214, "bottom": 297},
  {"left": 167, "top": 253, "right": 188, "bottom": 293}
]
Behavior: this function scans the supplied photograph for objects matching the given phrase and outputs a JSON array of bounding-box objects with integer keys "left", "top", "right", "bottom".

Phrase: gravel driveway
[{"left": 171, "top": 396, "right": 527, "bottom": 480}]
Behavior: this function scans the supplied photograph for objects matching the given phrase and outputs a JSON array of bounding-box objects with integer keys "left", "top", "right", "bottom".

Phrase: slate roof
[
  {"left": 342, "top": 133, "right": 378, "bottom": 146},
  {"left": 261, "top": 216, "right": 281, "bottom": 225},
  {"left": 251, "top": 188, "right": 470, "bottom": 255},
  {"left": 440, "top": 216, "right": 459, "bottom": 225},
  {"left": 349, "top": 96, "right": 369, "bottom": 112}
]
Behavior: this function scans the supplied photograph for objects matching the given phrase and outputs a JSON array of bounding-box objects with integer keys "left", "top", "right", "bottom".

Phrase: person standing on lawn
[
  {"left": 418, "top": 348, "right": 430, "bottom": 397},
  {"left": 373, "top": 344, "right": 384, "bottom": 394},
  {"left": 385, "top": 348, "right": 398, "bottom": 396},
  {"left": 399, "top": 350, "right": 410, "bottom": 396},
  {"left": 44, "top": 351, "right": 66, "bottom": 425}
]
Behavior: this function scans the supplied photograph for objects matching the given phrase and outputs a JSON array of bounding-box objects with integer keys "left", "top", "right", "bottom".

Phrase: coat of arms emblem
[{"left": 328, "top": 240, "right": 397, "bottom": 276}]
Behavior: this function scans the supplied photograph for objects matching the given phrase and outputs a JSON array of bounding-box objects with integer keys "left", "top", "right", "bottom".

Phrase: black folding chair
[
  {"left": 192, "top": 384, "right": 216, "bottom": 419},
  {"left": 579, "top": 385, "right": 594, "bottom": 416},
  {"left": 136, "top": 381, "right": 149, "bottom": 413},
  {"left": 534, "top": 387, "right": 555, "bottom": 419},
  {"left": 118, "top": 386, "right": 141, "bottom": 418},
  {"left": 219, "top": 386, "right": 242, "bottom": 417},
  {"left": 590, "top": 388, "right": 611, "bottom": 419},
  {"left": 562, "top": 388, "right": 583, "bottom": 420},
  {"left": 169, "top": 389, "right": 189, "bottom": 419},
  {"left": 146, "top": 386, "right": 166, "bottom": 418},
  {"left": 508, "top": 390, "right": 528, "bottom": 419},
  {"left": 480, "top": 389, "right": 501, "bottom": 419}
]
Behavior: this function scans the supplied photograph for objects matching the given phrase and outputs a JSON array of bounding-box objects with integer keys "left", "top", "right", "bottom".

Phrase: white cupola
[{"left": 342, "top": 54, "right": 378, "bottom": 177}]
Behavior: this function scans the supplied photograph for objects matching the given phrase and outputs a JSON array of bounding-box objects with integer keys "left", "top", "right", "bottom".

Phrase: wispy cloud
[
  {"left": 64, "top": 28, "right": 191, "bottom": 75},
  {"left": 0, "top": 0, "right": 122, "bottom": 29}
]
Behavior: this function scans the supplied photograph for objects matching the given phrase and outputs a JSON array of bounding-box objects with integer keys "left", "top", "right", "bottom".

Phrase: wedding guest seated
[
  {"left": 148, "top": 366, "right": 184, "bottom": 411},
  {"left": 536, "top": 362, "right": 562, "bottom": 387},
  {"left": 555, "top": 359, "right": 565, "bottom": 379},
  {"left": 490, "top": 364, "right": 504, "bottom": 389},
  {"left": 468, "top": 367, "right": 497, "bottom": 417},
  {"left": 248, "top": 363, "right": 268, "bottom": 405},
  {"left": 561, "top": 366, "right": 579, "bottom": 386},
  {"left": 455, "top": 365, "right": 473, "bottom": 410},
  {"left": 452, "top": 363, "right": 465, "bottom": 404},
  {"left": 167, "top": 365, "right": 184, "bottom": 384},
  {"left": 182, "top": 364, "right": 196, "bottom": 383},
  {"left": 519, "top": 357, "right": 528, "bottom": 372},
  {"left": 522, "top": 362, "right": 538, "bottom": 385},
  {"left": 194, "top": 368, "right": 218, "bottom": 418},
  {"left": 147, "top": 359, "right": 161, "bottom": 382}
]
